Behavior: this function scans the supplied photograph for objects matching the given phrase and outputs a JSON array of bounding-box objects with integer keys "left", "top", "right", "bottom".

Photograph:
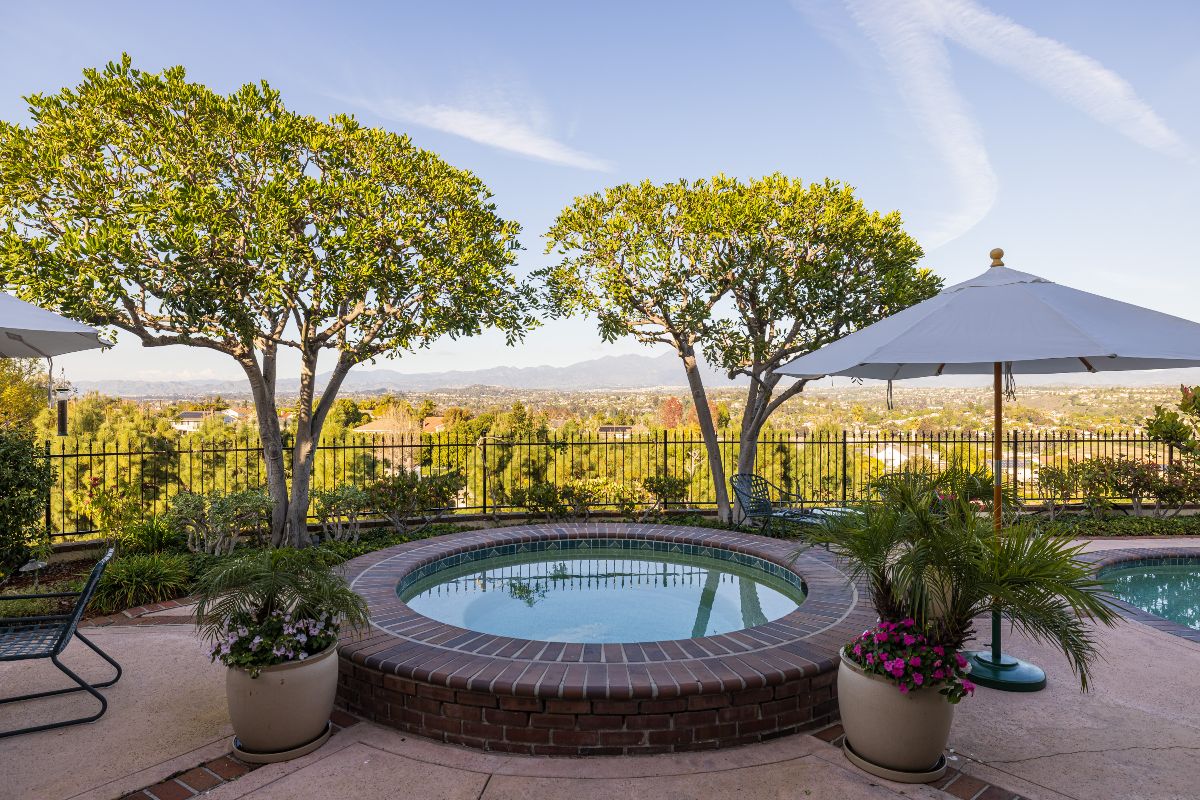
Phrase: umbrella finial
[{"left": 989, "top": 247, "right": 1004, "bottom": 267}]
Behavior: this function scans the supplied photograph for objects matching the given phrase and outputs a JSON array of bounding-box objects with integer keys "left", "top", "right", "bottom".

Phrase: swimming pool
[
  {"left": 1099, "top": 557, "right": 1200, "bottom": 630},
  {"left": 398, "top": 547, "right": 807, "bottom": 643}
]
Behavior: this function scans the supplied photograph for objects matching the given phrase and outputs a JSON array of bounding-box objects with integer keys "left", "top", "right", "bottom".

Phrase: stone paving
[{"left": 1, "top": 537, "right": 1197, "bottom": 800}]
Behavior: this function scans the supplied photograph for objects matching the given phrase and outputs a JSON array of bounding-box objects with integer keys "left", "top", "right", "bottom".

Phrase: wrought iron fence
[{"left": 42, "top": 430, "right": 1176, "bottom": 540}]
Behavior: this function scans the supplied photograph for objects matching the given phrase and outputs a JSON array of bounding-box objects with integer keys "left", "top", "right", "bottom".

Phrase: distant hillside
[
  {"left": 73, "top": 352, "right": 741, "bottom": 398},
  {"left": 71, "top": 351, "right": 1200, "bottom": 400}
]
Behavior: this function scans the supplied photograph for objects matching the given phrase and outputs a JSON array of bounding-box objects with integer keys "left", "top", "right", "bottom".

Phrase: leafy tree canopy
[{"left": 0, "top": 57, "right": 535, "bottom": 545}]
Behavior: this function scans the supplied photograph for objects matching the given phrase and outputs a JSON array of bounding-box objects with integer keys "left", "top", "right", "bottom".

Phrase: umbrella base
[{"left": 968, "top": 650, "right": 1046, "bottom": 692}]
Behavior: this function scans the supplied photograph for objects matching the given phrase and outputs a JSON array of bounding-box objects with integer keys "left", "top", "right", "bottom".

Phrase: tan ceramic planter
[
  {"left": 226, "top": 643, "right": 337, "bottom": 756},
  {"left": 837, "top": 650, "right": 953, "bottom": 780}
]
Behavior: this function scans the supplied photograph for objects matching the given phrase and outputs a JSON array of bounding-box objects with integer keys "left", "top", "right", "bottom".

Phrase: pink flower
[
  {"left": 901, "top": 618, "right": 915, "bottom": 628},
  {"left": 912, "top": 673, "right": 924, "bottom": 686},
  {"left": 898, "top": 683, "right": 910, "bottom": 694},
  {"left": 903, "top": 634, "right": 917, "bottom": 646},
  {"left": 865, "top": 653, "right": 876, "bottom": 665},
  {"left": 933, "top": 646, "right": 945, "bottom": 656},
  {"left": 932, "top": 669, "right": 945, "bottom": 680},
  {"left": 908, "top": 656, "right": 921, "bottom": 667},
  {"left": 962, "top": 679, "right": 976, "bottom": 695},
  {"left": 955, "top": 653, "right": 969, "bottom": 669},
  {"left": 874, "top": 631, "right": 889, "bottom": 643},
  {"left": 852, "top": 644, "right": 863, "bottom": 656}
]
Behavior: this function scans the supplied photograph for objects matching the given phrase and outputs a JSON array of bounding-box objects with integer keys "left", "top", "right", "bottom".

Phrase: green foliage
[
  {"left": 0, "top": 56, "right": 535, "bottom": 547},
  {"left": 80, "top": 477, "right": 142, "bottom": 541},
  {"left": 511, "top": 482, "right": 568, "bottom": 520},
  {"left": 1041, "top": 514, "right": 1200, "bottom": 538},
  {"left": 312, "top": 485, "right": 370, "bottom": 543},
  {"left": 192, "top": 547, "right": 368, "bottom": 647},
  {"left": 92, "top": 553, "right": 191, "bottom": 614},
  {"left": 641, "top": 473, "right": 691, "bottom": 517},
  {"left": 1036, "top": 464, "right": 1075, "bottom": 520},
  {"left": 365, "top": 470, "right": 465, "bottom": 535},
  {"left": 0, "top": 427, "right": 53, "bottom": 579},
  {"left": 167, "top": 489, "right": 273, "bottom": 555},
  {"left": 0, "top": 359, "right": 46, "bottom": 429},
  {"left": 800, "top": 473, "right": 1119, "bottom": 691},
  {"left": 116, "top": 516, "right": 185, "bottom": 555},
  {"left": 539, "top": 174, "right": 939, "bottom": 522}
]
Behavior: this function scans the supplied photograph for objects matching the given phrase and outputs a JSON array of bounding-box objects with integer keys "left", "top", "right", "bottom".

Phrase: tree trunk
[
  {"left": 240, "top": 359, "right": 290, "bottom": 547},
  {"left": 679, "top": 347, "right": 731, "bottom": 523},
  {"left": 286, "top": 351, "right": 356, "bottom": 548}
]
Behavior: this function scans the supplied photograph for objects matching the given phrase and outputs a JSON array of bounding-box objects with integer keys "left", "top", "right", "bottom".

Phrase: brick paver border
[{"left": 336, "top": 522, "right": 872, "bottom": 755}]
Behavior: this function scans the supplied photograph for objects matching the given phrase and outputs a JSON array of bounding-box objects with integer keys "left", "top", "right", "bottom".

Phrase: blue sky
[{"left": 3, "top": 1, "right": 1199, "bottom": 384}]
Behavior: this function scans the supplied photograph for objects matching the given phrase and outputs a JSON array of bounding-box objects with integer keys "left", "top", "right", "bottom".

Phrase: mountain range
[{"left": 71, "top": 351, "right": 1200, "bottom": 399}]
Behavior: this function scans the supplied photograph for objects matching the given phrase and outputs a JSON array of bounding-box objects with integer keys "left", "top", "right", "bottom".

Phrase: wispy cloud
[
  {"left": 799, "top": 0, "right": 1190, "bottom": 247},
  {"left": 345, "top": 95, "right": 613, "bottom": 172}
]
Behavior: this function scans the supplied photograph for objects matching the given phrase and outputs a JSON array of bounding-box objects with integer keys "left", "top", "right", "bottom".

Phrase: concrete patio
[{"left": 2, "top": 539, "right": 1197, "bottom": 800}]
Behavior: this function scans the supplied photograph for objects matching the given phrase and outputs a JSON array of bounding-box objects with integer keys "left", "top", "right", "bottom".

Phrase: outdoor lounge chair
[
  {"left": 0, "top": 548, "right": 122, "bottom": 738},
  {"left": 730, "top": 474, "right": 855, "bottom": 536}
]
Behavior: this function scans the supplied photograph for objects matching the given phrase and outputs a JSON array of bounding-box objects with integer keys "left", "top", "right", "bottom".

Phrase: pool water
[
  {"left": 398, "top": 548, "right": 806, "bottom": 643},
  {"left": 1100, "top": 558, "right": 1200, "bottom": 630}
]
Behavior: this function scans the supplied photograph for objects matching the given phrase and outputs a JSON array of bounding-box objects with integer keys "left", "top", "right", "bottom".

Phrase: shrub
[
  {"left": 1035, "top": 464, "right": 1075, "bottom": 521},
  {"left": 167, "top": 489, "right": 273, "bottom": 555},
  {"left": 510, "top": 482, "right": 567, "bottom": 520},
  {"left": 79, "top": 477, "right": 141, "bottom": 542},
  {"left": 559, "top": 477, "right": 609, "bottom": 520},
  {"left": 312, "top": 485, "right": 370, "bottom": 543},
  {"left": 366, "top": 471, "right": 464, "bottom": 535},
  {"left": 1041, "top": 514, "right": 1200, "bottom": 538},
  {"left": 116, "top": 516, "right": 185, "bottom": 554},
  {"left": 641, "top": 474, "right": 690, "bottom": 519},
  {"left": 0, "top": 428, "right": 54, "bottom": 580},
  {"left": 193, "top": 547, "right": 368, "bottom": 676},
  {"left": 92, "top": 553, "right": 191, "bottom": 613}
]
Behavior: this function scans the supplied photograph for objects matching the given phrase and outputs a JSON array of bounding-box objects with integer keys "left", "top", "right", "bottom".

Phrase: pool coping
[
  {"left": 337, "top": 522, "right": 870, "bottom": 700},
  {"left": 1084, "top": 546, "right": 1200, "bottom": 644}
]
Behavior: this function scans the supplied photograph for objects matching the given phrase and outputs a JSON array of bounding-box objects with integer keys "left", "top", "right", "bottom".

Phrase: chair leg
[{"left": 0, "top": 634, "right": 121, "bottom": 738}]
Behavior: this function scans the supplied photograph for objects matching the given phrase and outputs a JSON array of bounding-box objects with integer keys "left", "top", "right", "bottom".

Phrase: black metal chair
[
  {"left": 0, "top": 548, "right": 122, "bottom": 738},
  {"left": 730, "top": 474, "right": 855, "bottom": 536}
]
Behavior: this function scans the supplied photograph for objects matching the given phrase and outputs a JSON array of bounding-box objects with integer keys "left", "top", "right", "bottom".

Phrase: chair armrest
[{"left": 0, "top": 591, "right": 82, "bottom": 602}]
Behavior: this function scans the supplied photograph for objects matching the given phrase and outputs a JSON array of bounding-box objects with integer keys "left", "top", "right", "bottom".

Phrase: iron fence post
[{"left": 841, "top": 430, "right": 848, "bottom": 505}]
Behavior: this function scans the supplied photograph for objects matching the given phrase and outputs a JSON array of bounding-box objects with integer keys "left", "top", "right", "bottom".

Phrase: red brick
[
  {"left": 693, "top": 723, "right": 739, "bottom": 741},
  {"left": 597, "top": 730, "right": 647, "bottom": 747},
  {"left": 175, "top": 767, "right": 221, "bottom": 792},
  {"left": 416, "top": 684, "right": 456, "bottom": 702},
  {"left": 731, "top": 687, "right": 773, "bottom": 705},
  {"left": 442, "top": 703, "right": 482, "bottom": 721},
  {"left": 462, "top": 721, "right": 507, "bottom": 740},
  {"left": 762, "top": 697, "right": 800, "bottom": 717},
  {"left": 946, "top": 774, "right": 990, "bottom": 799},
  {"left": 592, "top": 700, "right": 639, "bottom": 715},
  {"left": 686, "top": 694, "right": 731, "bottom": 711},
  {"left": 422, "top": 715, "right": 463, "bottom": 735},
  {"left": 575, "top": 714, "right": 623, "bottom": 730},
  {"left": 812, "top": 723, "right": 844, "bottom": 742},
  {"left": 551, "top": 729, "right": 600, "bottom": 747},
  {"left": 639, "top": 698, "right": 687, "bottom": 713},
  {"left": 504, "top": 726, "right": 553, "bottom": 744},
  {"left": 122, "top": 793, "right": 154, "bottom": 800},
  {"left": 329, "top": 709, "right": 360, "bottom": 728},
  {"left": 498, "top": 695, "right": 542, "bottom": 712},
  {"left": 529, "top": 713, "right": 576, "bottom": 729},
  {"left": 647, "top": 729, "right": 694, "bottom": 745},
  {"left": 143, "top": 779, "right": 193, "bottom": 800},
  {"left": 382, "top": 674, "right": 417, "bottom": 695},
  {"left": 675, "top": 709, "right": 718, "bottom": 727},
  {"left": 545, "top": 699, "right": 590, "bottom": 714},
  {"left": 717, "top": 704, "right": 760, "bottom": 723},
  {"left": 773, "top": 679, "right": 810, "bottom": 699},
  {"left": 484, "top": 708, "right": 529, "bottom": 726},
  {"left": 623, "top": 713, "right": 671, "bottom": 730},
  {"left": 455, "top": 690, "right": 499, "bottom": 708},
  {"left": 204, "top": 756, "right": 251, "bottom": 781},
  {"left": 409, "top": 696, "right": 441, "bottom": 715}
]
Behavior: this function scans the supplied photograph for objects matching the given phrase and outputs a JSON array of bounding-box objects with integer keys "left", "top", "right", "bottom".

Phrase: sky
[{"left": 2, "top": 0, "right": 1199, "bottom": 386}]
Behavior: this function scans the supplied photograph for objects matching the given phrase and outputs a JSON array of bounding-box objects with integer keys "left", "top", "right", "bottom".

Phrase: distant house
[
  {"left": 352, "top": 417, "right": 420, "bottom": 437},
  {"left": 598, "top": 424, "right": 634, "bottom": 439},
  {"left": 172, "top": 409, "right": 239, "bottom": 433},
  {"left": 422, "top": 416, "right": 446, "bottom": 434}
]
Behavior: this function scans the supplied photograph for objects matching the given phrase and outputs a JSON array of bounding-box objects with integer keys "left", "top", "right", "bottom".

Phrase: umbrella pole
[{"left": 968, "top": 361, "right": 1047, "bottom": 692}]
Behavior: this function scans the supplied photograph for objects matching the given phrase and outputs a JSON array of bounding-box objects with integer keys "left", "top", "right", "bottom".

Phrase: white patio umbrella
[
  {"left": 1, "top": 291, "right": 106, "bottom": 405},
  {"left": 1, "top": 292, "right": 105, "bottom": 359},
  {"left": 775, "top": 248, "right": 1200, "bottom": 690}
]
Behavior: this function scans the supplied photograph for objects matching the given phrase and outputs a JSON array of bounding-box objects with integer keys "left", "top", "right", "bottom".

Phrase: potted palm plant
[
  {"left": 801, "top": 471, "right": 1117, "bottom": 783},
  {"left": 194, "top": 547, "right": 368, "bottom": 763}
]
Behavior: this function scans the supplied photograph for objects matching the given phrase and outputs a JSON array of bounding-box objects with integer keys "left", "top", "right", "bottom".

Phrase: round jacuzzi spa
[{"left": 336, "top": 523, "right": 870, "bottom": 755}]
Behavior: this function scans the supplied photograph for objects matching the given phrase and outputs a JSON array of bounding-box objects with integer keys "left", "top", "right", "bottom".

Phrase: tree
[
  {"left": 0, "top": 359, "right": 46, "bottom": 429},
  {"left": 657, "top": 396, "right": 683, "bottom": 429},
  {"left": 0, "top": 58, "right": 534, "bottom": 546},
  {"left": 541, "top": 175, "right": 938, "bottom": 522}
]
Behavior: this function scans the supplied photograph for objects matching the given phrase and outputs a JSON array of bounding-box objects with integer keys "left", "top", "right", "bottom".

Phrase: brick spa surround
[{"left": 336, "top": 522, "right": 871, "bottom": 756}]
